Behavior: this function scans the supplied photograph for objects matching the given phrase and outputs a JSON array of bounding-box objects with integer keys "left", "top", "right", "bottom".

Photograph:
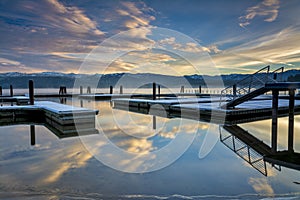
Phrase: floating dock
[
  {"left": 0, "top": 96, "right": 30, "bottom": 105},
  {"left": 112, "top": 97, "right": 300, "bottom": 124},
  {"left": 0, "top": 101, "right": 99, "bottom": 137},
  {"left": 78, "top": 93, "right": 208, "bottom": 100}
]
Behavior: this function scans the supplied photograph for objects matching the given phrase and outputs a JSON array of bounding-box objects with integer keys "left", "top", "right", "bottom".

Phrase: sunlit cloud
[
  {"left": 117, "top": 1, "right": 155, "bottom": 29},
  {"left": 159, "top": 37, "right": 221, "bottom": 54},
  {"left": 248, "top": 177, "right": 274, "bottom": 196},
  {"left": 0, "top": 57, "right": 21, "bottom": 66},
  {"left": 212, "top": 26, "right": 300, "bottom": 74},
  {"left": 45, "top": 0, "right": 104, "bottom": 36},
  {"left": 41, "top": 143, "right": 92, "bottom": 184},
  {"left": 239, "top": 0, "right": 280, "bottom": 28},
  {"left": 0, "top": 0, "right": 299, "bottom": 74}
]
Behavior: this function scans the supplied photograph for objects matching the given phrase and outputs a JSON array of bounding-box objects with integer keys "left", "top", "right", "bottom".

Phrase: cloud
[
  {"left": 116, "top": 1, "right": 156, "bottom": 29},
  {"left": 44, "top": 0, "right": 104, "bottom": 36},
  {"left": 211, "top": 26, "right": 300, "bottom": 73},
  {"left": 0, "top": 57, "right": 21, "bottom": 66},
  {"left": 159, "top": 37, "right": 221, "bottom": 54},
  {"left": 248, "top": 177, "right": 274, "bottom": 196},
  {"left": 239, "top": 0, "right": 280, "bottom": 28}
]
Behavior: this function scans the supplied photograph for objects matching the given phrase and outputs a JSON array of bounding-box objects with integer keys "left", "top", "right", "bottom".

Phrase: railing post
[
  {"left": 110, "top": 86, "right": 113, "bottom": 94},
  {"left": 288, "top": 89, "right": 295, "bottom": 153},
  {"left": 199, "top": 85, "right": 201, "bottom": 94},
  {"left": 272, "top": 89, "right": 279, "bottom": 153},
  {"left": 0, "top": 86, "right": 2, "bottom": 96},
  {"left": 29, "top": 80, "right": 34, "bottom": 105},
  {"left": 152, "top": 82, "right": 156, "bottom": 100},
  {"left": 158, "top": 85, "right": 160, "bottom": 99}
]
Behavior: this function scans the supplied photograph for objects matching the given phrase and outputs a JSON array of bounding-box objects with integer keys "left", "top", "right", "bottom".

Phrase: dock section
[
  {"left": 78, "top": 93, "right": 206, "bottom": 100},
  {"left": 0, "top": 101, "right": 98, "bottom": 137},
  {"left": 113, "top": 98, "right": 300, "bottom": 124}
]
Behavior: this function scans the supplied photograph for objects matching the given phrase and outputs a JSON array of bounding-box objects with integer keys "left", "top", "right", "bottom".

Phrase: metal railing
[
  {"left": 219, "top": 66, "right": 284, "bottom": 107},
  {"left": 219, "top": 126, "right": 268, "bottom": 176}
]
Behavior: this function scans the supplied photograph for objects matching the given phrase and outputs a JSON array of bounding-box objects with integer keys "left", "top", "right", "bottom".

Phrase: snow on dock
[
  {"left": 0, "top": 101, "right": 99, "bottom": 136},
  {"left": 169, "top": 99, "right": 300, "bottom": 124},
  {"left": 112, "top": 97, "right": 300, "bottom": 124},
  {"left": 0, "top": 96, "right": 29, "bottom": 105}
]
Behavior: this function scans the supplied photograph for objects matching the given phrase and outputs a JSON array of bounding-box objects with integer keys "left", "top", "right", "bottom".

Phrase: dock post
[
  {"left": 288, "top": 89, "right": 295, "bottom": 153},
  {"left": 87, "top": 86, "right": 91, "bottom": 94},
  {"left": 158, "top": 85, "right": 160, "bottom": 99},
  {"left": 233, "top": 84, "right": 237, "bottom": 98},
  {"left": 199, "top": 85, "right": 201, "bottom": 94},
  {"left": 0, "top": 86, "right": 2, "bottom": 96},
  {"left": 271, "top": 90, "right": 279, "bottom": 153},
  {"left": 110, "top": 86, "right": 113, "bottom": 94},
  {"left": 30, "top": 125, "right": 35, "bottom": 146},
  {"left": 153, "top": 82, "right": 156, "bottom": 100},
  {"left": 59, "top": 86, "right": 67, "bottom": 95},
  {"left": 29, "top": 80, "right": 34, "bottom": 105},
  {"left": 180, "top": 86, "right": 184, "bottom": 93},
  {"left": 120, "top": 85, "right": 123, "bottom": 94},
  {"left": 153, "top": 116, "right": 156, "bottom": 130},
  {"left": 80, "top": 86, "right": 83, "bottom": 94},
  {"left": 10, "top": 85, "right": 13, "bottom": 97}
]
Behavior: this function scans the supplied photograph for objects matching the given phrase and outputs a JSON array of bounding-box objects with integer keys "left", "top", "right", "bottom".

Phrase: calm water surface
[{"left": 0, "top": 98, "right": 300, "bottom": 199}]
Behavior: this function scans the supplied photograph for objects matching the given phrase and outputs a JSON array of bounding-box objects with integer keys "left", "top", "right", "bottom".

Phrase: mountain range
[{"left": 0, "top": 70, "right": 299, "bottom": 89}]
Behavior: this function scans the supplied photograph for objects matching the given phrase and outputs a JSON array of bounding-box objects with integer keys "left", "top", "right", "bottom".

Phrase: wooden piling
[
  {"left": 10, "top": 85, "right": 13, "bottom": 97},
  {"left": 80, "top": 86, "right": 83, "bottom": 95},
  {"left": 271, "top": 90, "right": 279, "bottom": 153},
  {"left": 153, "top": 116, "right": 156, "bottom": 130},
  {"left": 233, "top": 84, "right": 237, "bottom": 98},
  {"left": 199, "top": 86, "right": 201, "bottom": 94},
  {"left": 30, "top": 125, "right": 35, "bottom": 146},
  {"left": 87, "top": 86, "right": 91, "bottom": 94},
  {"left": 59, "top": 86, "right": 67, "bottom": 95},
  {"left": 152, "top": 82, "right": 156, "bottom": 100},
  {"left": 29, "top": 80, "right": 34, "bottom": 105},
  {"left": 0, "top": 86, "right": 2, "bottom": 96},
  {"left": 158, "top": 85, "right": 161, "bottom": 99},
  {"left": 180, "top": 86, "right": 184, "bottom": 93},
  {"left": 120, "top": 85, "right": 123, "bottom": 94},
  {"left": 288, "top": 89, "right": 295, "bottom": 153},
  {"left": 110, "top": 86, "right": 113, "bottom": 94}
]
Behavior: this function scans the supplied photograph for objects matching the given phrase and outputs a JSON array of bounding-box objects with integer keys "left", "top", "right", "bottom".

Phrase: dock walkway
[
  {"left": 113, "top": 98, "right": 300, "bottom": 124},
  {"left": 0, "top": 101, "right": 98, "bottom": 136}
]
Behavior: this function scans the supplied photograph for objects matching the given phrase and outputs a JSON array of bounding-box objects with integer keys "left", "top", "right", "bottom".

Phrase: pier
[{"left": 0, "top": 101, "right": 98, "bottom": 136}]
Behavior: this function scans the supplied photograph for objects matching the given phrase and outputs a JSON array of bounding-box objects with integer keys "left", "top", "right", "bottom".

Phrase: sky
[{"left": 0, "top": 0, "right": 299, "bottom": 75}]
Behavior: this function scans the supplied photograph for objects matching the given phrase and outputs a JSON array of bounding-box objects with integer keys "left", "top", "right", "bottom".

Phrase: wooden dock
[
  {"left": 78, "top": 93, "right": 209, "bottom": 100},
  {"left": 0, "top": 96, "right": 30, "bottom": 105},
  {"left": 0, "top": 101, "right": 99, "bottom": 137},
  {"left": 112, "top": 98, "right": 300, "bottom": 124}
]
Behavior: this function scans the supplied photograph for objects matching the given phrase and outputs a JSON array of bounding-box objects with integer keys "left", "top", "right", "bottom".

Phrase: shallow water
[{"left": 0, "top": 98, "right": 300, "bottom": 199}]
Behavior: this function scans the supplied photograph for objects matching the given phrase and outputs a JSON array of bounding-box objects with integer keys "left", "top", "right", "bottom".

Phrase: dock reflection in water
[{"left": 1, "top": 99, "right": 300, "bottom": 199}]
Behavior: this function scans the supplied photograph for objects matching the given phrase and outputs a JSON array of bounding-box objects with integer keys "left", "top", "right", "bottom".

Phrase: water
[{"left": 0, "top": 97, "right": 300, "bottom": 199}]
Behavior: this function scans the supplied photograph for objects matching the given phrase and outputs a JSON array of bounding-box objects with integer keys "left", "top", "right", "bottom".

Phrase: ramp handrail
[
  {"left": 220, "top": 66, "right": 270, "bottom": 106},
  {"left": 219, "top": 66, "right": 284, "bottom": 107}
]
